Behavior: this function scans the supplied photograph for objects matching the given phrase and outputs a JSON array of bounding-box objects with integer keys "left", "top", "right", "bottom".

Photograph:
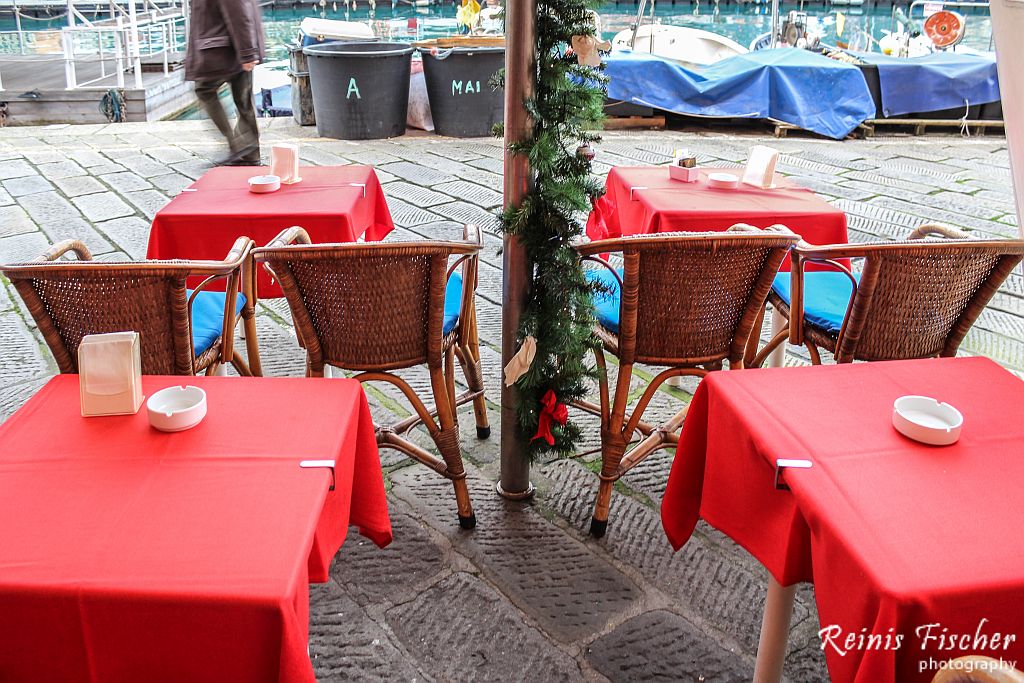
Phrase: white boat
[
  {"left": 298, "top": 17, "right": 375, "bottom": 43},
  {"left": 612, "top": 24, "right": 748, "bottom": 69}
]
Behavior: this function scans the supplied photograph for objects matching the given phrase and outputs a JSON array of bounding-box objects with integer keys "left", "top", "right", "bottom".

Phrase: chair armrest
[
  {"left": 267, "top": 226, "right": 313, "bottom": 248},
  {"left": 41, "top": 239, "right": 92, "bottom": 262},
  {"left": 223, "top": 236, "right": 254, "bottom": 267},
  {"left": 724, "top": 222, "right": 761, "bottom": 233},
  {"left": 907, "top": 223, "right": 971, "bottom": 241}
]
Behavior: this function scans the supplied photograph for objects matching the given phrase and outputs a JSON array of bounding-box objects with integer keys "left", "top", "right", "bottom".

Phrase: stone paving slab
[
  {"left": 586, "top": 610, "right": 753, "bottom": 682},
  {"left": 386, "top": 572, "right": 584, "bottom": 682}
]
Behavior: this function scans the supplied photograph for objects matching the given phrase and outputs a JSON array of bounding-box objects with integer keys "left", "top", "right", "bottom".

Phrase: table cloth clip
[
  {"left": 774, "top": 458, "right": 812, "bottom": 491},
  {"left": 629, "top": 186, "right": 647, "bottom": 201},
  {"left": 348, "top": 183, "right": 366, "bottom": 198},
  {"left": 299, "top": 459, "right": 336, "bottom": 491}
]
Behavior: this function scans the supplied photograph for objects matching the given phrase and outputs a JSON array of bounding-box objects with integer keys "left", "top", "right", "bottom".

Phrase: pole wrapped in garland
[{"left": 495, "top": 0, "right": 608, "bottom": 456}]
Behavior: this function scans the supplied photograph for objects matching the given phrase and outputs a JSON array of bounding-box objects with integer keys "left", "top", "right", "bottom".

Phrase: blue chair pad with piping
[
  {"left": 586, "top": 267, "right": 623, "bottom": 334},
  {"left": 444, "top": 272, "right": 463, "bottom": 336},
  {"left": 188, "top": 290, "right": 245, "bottom": 355},
  {"left": 771, "top": 271, "right": 862, "bottom": 336}
]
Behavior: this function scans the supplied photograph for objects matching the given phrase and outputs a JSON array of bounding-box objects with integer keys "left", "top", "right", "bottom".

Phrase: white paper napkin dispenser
[
  {"left": 78, "top": 331, "right": 144, "bottom": 417},
  {"left": 742, "top": 145, "right": 781, "bottom": 189},
  {"left": 270, "top": 143, "right": 301, "bottom": 184}
]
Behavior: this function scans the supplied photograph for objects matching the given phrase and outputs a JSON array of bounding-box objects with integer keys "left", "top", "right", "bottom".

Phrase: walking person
[{"left": 184, "top": 0, "right": 265, "bottom": 165}]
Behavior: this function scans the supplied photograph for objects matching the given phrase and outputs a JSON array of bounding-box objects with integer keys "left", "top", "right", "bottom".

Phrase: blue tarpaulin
[
  {"left": 604, "top": 48, "right": 878, "bottom": 139},
  {"left": 855, "top": 51, "right": 999, "bottom": 117}
]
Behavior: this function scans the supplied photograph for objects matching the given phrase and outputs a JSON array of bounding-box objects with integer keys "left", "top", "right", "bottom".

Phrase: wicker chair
[
  {"left": 749, "top": 224, "right": 1024, "bottom": 367},
  {"left": 1, "top": 237, "right": 260, "bottom": 376},
  {"left": 253, "top": 225, "right": 489, "bottom": 529},
  {"left": 575, "top": 226, "right": 800, "bottom": 537}
]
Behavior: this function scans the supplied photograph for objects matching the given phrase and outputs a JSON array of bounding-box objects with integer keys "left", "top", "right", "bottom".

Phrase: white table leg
[
  {"left": 766, "top": 305, "right": 787, "bottom": 369},
  {"left": 753, "top": 576, "right": 797, "bottom": 683}
]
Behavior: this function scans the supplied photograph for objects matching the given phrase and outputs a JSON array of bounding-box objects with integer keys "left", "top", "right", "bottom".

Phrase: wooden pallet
[
  {"left": 859, "top": 118, "right": 1005, "bottom": 137},
  {"left": 602, "top": 115, "right": 666, "bottom": 130}
]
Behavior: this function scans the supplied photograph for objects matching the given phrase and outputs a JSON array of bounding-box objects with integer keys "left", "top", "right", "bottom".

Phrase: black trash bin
[
  {"left": 420, "top": 46, "right": 504, "bottom": 137},
  {"left": 303, "top": 41, "right": 413, "bottom": 140}
]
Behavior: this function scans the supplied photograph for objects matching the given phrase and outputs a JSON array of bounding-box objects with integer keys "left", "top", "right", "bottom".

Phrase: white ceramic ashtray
[
  {"left": 147, "top": 385, "right": 207, "bottom": 432},
  {"left": 892, "top": 395, "right": 963, "bottom": 446},
  {"left": 707, "top": 172, "right": 739, "bottom": 189},
  {"left": 248, "top": 175, "right": 281, "bottom": 194}
]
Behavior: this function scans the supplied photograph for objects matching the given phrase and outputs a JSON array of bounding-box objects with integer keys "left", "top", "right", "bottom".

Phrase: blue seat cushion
[
  {"left": 771, "top": 271, "right": 862, "bottom": 336},
  {"left": 188, "top": 290, "right": 246, "bottom": 355},
  {"left": 585, "top": 267, "right": 623, "bottom": 334},
  {"left": 444, "top": 272, "right": 463, "bottom": 336}
]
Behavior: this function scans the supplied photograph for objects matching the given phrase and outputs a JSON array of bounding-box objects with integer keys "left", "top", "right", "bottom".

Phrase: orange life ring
[{"left": 924, "top": 10, "right": 966, "bottom": 48}]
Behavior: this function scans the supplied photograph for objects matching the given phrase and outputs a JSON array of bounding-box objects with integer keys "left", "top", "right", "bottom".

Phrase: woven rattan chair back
[
  {"left": 795, "top": 238, "right": 1024, "bottom": 363},
  {"left": 587, "top": 230, "right": 799, "bottom": 366},
  {"left": 10, "top": 267, "right": 194, "bottom": 375},
  {"left": 2, "top": 238, "right": 257, "bottom": 377},
  {"left": 256, "top": 243, "right": 465, "bottom": 372}
]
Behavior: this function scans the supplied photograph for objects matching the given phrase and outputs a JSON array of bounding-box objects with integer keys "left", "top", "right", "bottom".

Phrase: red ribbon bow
[{"left": 532, "top": 389, "right": 568, "bottom": 446}]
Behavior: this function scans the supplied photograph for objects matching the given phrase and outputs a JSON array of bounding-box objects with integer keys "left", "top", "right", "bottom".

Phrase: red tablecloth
[
  {"left": 0, "top": 374, "right": 393, "bottom": 571},
  {"left": 0, "top": 375, "right": 391, "bottom": 683},
  {"left": 661, "top": 357, "right": 1024, "bottom": 681},
  {"left": 587, "top": 167, "right": 849, "bottom": 270},
  {"left": 147, "top": 165, "right": 395, "bottom": 297}
]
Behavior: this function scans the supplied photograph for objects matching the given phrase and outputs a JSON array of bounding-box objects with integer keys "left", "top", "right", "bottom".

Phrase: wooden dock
[{"left": 0, "top": 55, "right": 194, "bottom": 125}]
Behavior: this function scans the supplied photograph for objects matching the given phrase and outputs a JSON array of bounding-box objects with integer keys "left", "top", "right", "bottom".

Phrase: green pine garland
[{"left": 496, "top": 0, "right": 609, "bottom": 456}]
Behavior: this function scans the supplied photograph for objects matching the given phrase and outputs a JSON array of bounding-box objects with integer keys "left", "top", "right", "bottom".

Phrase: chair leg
[
  {"left": 591, "top": 434, "right": 627, "bottom": 538},
  {"left": 430, "top": 366, "right": 476, "bottom": 529},
  {"left": 456, "top": 341, "right": 490, "bottom": 439},
  {"left": 241, "top": 309, "right": 262, "bottom": 377},
  {"left": 452, "top": 476, "right": 476, "bottom": 529},
  {"left": 591, "top": 476, "right": 615, "bottom": 538}
]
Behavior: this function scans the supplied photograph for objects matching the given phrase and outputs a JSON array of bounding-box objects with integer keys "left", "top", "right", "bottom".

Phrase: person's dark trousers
[{"left": 194, "top": 69, "right": 260, "bottom": 164}]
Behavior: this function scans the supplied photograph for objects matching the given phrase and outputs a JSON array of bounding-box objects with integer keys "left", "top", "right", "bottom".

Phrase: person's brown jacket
[{"left": 184, "top": 0, "right": 266, "bottom": 81}]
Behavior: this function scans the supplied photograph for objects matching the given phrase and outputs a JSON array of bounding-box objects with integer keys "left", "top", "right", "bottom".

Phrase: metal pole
[
  {"left": 769, "top": 0, "right": 779, "bottom": 48},
  {"left": 498, "top": 0, "right": 537, "bottom": 501},
  {"left": 14, "top": 7, "right": 25, "bottom": 56},
  {"left": 65, "top": 0, "right": 77, "bottom": 89},
  {"left": 128, "top": 0, "right": 143, "bottom": 88}
]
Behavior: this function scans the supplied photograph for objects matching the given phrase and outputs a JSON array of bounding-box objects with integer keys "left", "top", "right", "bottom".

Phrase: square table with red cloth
[
  {"left": 587, "top": 166, "right": 849, "bottom": 270},
  {"left": 146, "top": 165, "right": 395, "bottom": 297},
  {"left": 0, "top": 374, "right": 393, "bottom": 576},
  {"left": 661, "top": 357, "right": 1024, "bottom": 681},
  {"left": 0, "top": 375, "right": 391, "bottom": 683}
]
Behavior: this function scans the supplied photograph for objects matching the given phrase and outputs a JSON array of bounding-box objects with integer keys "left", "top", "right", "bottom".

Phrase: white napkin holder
[
  {"left": 270, "top": 143, "right": 301, "bottom": 184},
  {"left": 742, "top": 145, "right": 780, "bottom": 189},
  {"left": 78, "top": 331, "right": 144, "bottom": 417}
]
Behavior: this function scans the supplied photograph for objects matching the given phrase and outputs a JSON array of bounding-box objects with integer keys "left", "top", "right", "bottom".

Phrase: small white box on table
[{"left": 78, "top": 331, "right": 144, "bottom": 416}]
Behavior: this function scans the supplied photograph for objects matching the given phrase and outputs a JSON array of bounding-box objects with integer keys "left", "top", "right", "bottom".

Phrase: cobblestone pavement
[{"left": 0, "top": 118, "right": 1019, "bottom": 682}]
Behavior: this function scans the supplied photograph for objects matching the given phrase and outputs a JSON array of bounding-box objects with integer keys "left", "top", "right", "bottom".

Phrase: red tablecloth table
[
  {"left": 0, "top": 375, "right": 392, "bottom": 683},
  {"left": 661, "top": 357, "right": 1024, "bottom": 682},
  {"left": 587, "top": 166, "right": 849, "bottom": 270},
  {"left": 146, "top": 165, "right": 395, "bottom": 297}
]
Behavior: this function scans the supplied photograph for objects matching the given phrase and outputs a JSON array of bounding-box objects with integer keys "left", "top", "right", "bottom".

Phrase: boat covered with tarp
[{"left": 603, "top": 47, "right": 1000, "bottom": 139}]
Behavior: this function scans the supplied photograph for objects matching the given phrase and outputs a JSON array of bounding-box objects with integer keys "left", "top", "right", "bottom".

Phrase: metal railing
[{"left": 0, "top": 1, "right": 187, "bottom": 91}]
